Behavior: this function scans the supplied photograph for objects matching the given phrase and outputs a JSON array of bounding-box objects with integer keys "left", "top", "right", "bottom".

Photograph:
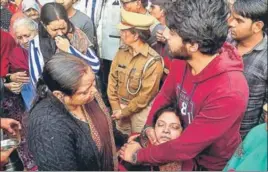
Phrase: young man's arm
[{"left": 137, "top": 90, "right": 248, "bottom": 164}]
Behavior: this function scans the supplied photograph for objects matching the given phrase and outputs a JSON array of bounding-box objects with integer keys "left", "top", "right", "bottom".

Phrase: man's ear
[
  {"left": 186, "top": 42, "right": 198, "bottom": 54},
  {"left": 134, "top": 32, "right": 139, "bottom": 41},
  {"left": 252, "top": 21, "right": 264, "bottom": 34}
]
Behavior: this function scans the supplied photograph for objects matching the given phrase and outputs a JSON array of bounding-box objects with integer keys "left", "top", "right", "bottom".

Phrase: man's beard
[
  {"left": 166, "top": 44, "right": 191, "bottom": 60},
  {"left": 170, "top": 53, "right": 191, "bottom": 60}
]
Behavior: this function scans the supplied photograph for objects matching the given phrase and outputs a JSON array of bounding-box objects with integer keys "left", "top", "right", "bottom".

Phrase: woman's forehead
[
  {"left": 157, "top": 112, "right": 181, "bottom": 123},
  {"left": 48, "top": 19, "right": 66, "bottom": 28},
  {"left": 77, "top": 69, "right": 95, "bottom": 87}
]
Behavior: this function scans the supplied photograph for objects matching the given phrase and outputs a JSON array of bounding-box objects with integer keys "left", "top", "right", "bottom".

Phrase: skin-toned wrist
[
  {"left": 131, "top": 150, "right": 140, "bottom": 165},
  {"left": 9, "top": 74, "right": 15, "bottom": 82}
]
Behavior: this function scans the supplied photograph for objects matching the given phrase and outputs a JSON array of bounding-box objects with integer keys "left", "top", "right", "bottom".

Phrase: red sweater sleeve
[
  {"left": 0, "top": 30, "right": 16, "bottom": 77},
  {"left": 145, "top": 61, "right": 178, "bottom": 126},
  {"left": 138, "top": 90, "right": 247, "bottom": 163}
]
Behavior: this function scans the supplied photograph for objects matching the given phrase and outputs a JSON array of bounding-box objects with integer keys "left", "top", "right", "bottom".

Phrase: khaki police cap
[{"left": 117, "top": 8, "right": 155, "bottom": 30}]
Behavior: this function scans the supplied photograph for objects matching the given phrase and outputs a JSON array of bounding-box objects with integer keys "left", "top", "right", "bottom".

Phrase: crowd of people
[{"left": 0, "top": 0, "right": 267, "bottom": 171}]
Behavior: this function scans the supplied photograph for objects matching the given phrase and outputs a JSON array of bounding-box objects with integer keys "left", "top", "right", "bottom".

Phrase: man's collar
[{"left": 253, "top": 33, "right": 267, "bottom": 51}]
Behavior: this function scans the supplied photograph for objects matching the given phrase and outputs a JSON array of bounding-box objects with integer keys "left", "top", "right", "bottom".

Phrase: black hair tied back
[
  {"left": 36, "top": 77, "right": 49, "bottom": 98},
  {"left": 30, "top": 77, "right": 50, "bottom": 112}
]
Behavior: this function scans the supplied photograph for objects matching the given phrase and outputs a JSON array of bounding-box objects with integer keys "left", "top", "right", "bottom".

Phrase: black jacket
[{"left": 27, "top": 96, "right": 127, "bottom": 171}]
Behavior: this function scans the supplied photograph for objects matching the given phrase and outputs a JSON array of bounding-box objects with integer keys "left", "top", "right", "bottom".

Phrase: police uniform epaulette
[
  {"left": 147, "top": 48, "right": 165, "bottom": 69},
  {"left": 148, "top": 47, "right": 159, "bottom": 57},
  {"left": 147, "top": 57, "right": 162, "bottom": 69},
  {"left": 146, "top": 58, "right": 159, "bottom": 69}
]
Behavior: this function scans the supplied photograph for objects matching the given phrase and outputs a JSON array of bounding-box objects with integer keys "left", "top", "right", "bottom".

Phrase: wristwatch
[{"left": 4, "top": 75, "right": 11, "bottom": 83}]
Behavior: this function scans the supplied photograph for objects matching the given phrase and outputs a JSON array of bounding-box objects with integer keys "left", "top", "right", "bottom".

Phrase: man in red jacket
[{"left": 119, "top": 0, "right": 249, "bottom": 170}]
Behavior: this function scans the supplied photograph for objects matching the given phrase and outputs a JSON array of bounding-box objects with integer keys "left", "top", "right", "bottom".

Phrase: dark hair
[
  {"left": 165, "top": 0, "right": 229, "bottom": 55},
  {"left": 32, "top": 52, "right": 89, "bottom": 108},
  {"left": 152, "top": 104, "right": 184, "bottom": 129},
  {"left": 39, "top": 3, "right": 75, "bottom": 61},
  {"left": 129, "top": 28, "right": 151, "bottom": 44},
  {"left": 233, "top": 0, "right": 267, "bottom": 30},
  {"left": 43, "top": 52, "right": 88, "bottom": 96},
  {"left": 151, "top": 1, "right": 170, "bottom": 15},
  {"left": 140, "top": 0, "right": 148, "bottom": 8},
  {"left": 157, "top": 5, "right": 167, "bottom": 15}
]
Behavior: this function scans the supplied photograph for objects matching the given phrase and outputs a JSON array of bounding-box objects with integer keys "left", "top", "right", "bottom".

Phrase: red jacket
[
  {"left": 0, "top": 30, "right": 16, "bottom": 77},
  {"left": 137, "top": 42, "right": 249, "bottom": 170}
]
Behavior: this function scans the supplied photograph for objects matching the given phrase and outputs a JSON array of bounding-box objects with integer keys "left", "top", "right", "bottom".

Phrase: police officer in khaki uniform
[{"left": 108, "top": 10, "right": 164, "bottom": 135}]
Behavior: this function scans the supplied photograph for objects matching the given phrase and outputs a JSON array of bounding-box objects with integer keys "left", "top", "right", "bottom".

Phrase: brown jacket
[{"left": 108, "top": 43, "right": 164, "bottom": 117}]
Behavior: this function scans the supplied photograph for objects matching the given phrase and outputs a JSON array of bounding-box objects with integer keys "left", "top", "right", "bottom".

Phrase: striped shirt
[
  {"left": 229, "top": 33, "right": 268, "bottom": 138},
  {"left": 29, "top": 35, "right": 100, "bottom": 87},
  {"left": 73, "top": 0, "right": 104, "bottom": 29}
]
